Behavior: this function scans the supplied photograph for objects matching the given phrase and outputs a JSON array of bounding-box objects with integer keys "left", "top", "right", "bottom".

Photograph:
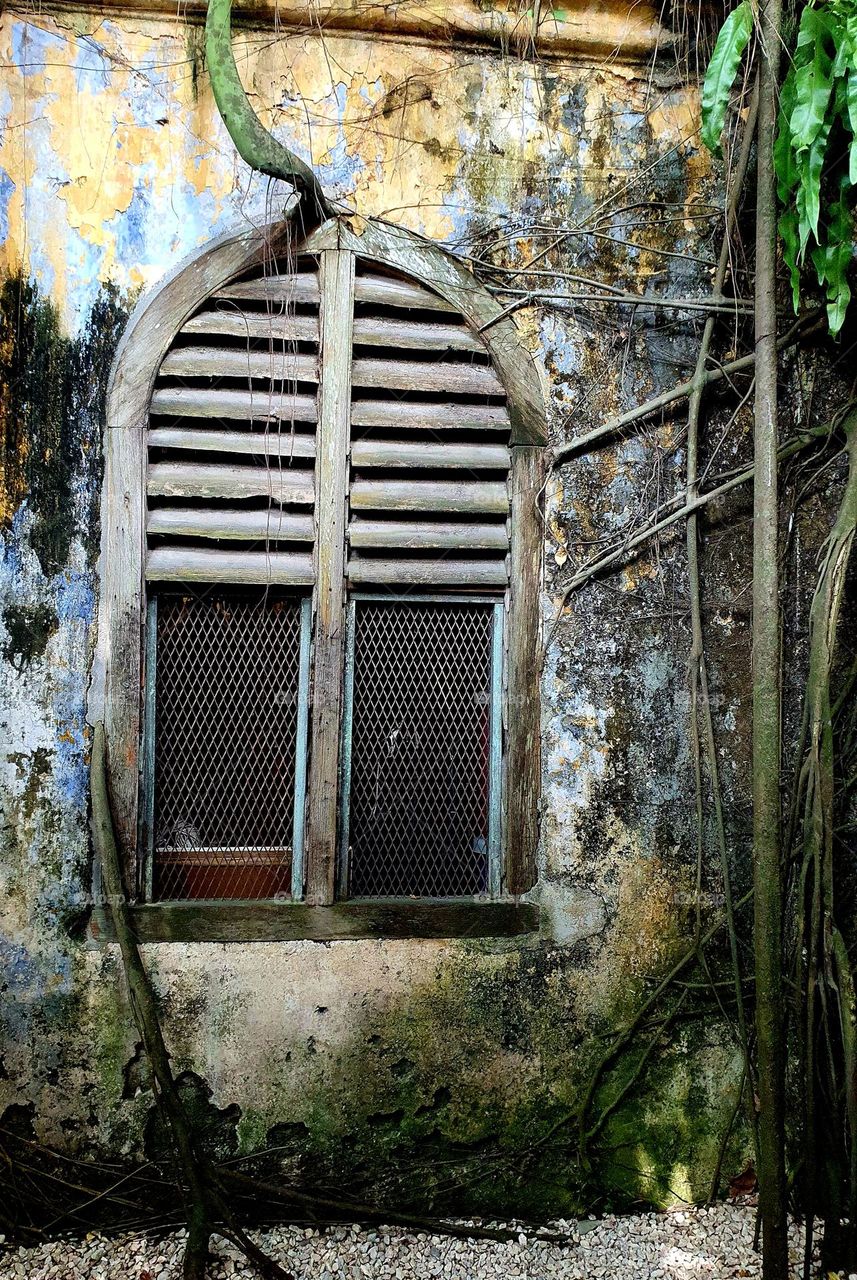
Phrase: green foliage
[
  {"left": 776, "top": 3, "right": 857, "bottom": 333},
  {"left": 700, "top": 1, "right": 754, "bottom": 155},
  {"left": 701, "top": 2, "right": 857, "bottom": 336}
]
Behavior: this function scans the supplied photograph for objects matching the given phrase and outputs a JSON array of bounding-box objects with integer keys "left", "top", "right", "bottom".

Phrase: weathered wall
[{"left": 0, "top": 3, "right": 751, "bottom": 1213}]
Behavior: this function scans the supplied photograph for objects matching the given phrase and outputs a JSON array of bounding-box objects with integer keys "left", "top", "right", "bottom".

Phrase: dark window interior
[
  {"left": 345, "top": 599, "right": 494, "bottom": 898},
  {"left": 152, "top": 589, "right": 303, "bottom": 900}
]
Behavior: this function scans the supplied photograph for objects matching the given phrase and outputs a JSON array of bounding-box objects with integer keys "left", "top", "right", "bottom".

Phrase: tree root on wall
[{"left": 89, "top": 724, "right": 531, "bottom": 1275}]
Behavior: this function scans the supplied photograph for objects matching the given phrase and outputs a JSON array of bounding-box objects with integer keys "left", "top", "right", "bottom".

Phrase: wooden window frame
[{"left": 89, "top": 214, "right": 546, "bottom": 942}]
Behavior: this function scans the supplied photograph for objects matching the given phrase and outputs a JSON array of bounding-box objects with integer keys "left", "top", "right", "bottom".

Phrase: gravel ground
[{"left": 0, "top": 1204, "right": 848, "bottom": 1280}]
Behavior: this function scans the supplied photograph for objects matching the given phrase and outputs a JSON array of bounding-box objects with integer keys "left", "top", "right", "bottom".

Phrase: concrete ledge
[{"left": 89, "top": 899, "right": 541, "bottom": 943}]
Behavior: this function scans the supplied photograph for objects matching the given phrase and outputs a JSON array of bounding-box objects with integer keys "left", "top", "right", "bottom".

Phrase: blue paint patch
[
  {"left": 50, "top": 678, "right": 89, "bottom": 814},
  {"left": 0, "top": 936, "right": 48, "bottom": 1002},
  {"left": 10, "top": 21, "right": 67, "bottom": 77},
  {"left": 73, "top": 35, "right": 112, "bottom": 94},
  {"left": 0, "top": 169, "right": 16, "bottom": 246},
  {"left": 55, "top": 571, "right": 94, "bottom": 626},
  {"left": 114, "top": 181, "right": 150, "bottom": 262},
  {"left": 318, "top": 136, "right": 364, "bottom": 197},
  {"left": 539, "top": 314, "right": 578, "bottom": 375}
]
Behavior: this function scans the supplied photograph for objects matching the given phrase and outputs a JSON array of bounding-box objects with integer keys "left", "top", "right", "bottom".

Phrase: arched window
[{"left": 93, "top": 217, "right": 545, "bottom": 930}]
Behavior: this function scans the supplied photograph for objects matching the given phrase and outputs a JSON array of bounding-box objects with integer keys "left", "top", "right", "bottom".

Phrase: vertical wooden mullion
[
  {"left": 290, "top": 595, "right": 313, "bottom": 899},
  {"left": 305, "top": 248, "right": 355, "bottom": 904},
  {"left": 336, "top": 599, "right": 357, "bottom": 899},
  {"left": 487, "top": 599, "right": 504, "bottom": 897},
  {"left": 138, "top": 595, "right": 158, "bottom": 902},
  {"left": 504, "top": 445, "right": 545, "bottom": 895}
]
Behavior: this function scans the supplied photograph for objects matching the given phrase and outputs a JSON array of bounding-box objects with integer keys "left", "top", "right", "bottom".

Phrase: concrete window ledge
[{"left": 89, "top": 900, "right": 541, "bottom": 945}]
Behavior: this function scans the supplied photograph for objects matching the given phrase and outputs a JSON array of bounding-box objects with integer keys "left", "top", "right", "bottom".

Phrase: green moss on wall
[{"left": 130, "top": 941, "right": 746, "bottom": 1221}]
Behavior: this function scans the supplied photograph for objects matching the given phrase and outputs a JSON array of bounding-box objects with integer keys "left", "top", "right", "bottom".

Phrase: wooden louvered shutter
[
  {"left": 145, "top": 257, "right": 321, "bottom": 585},
  {"left": 346, "top": 263, "right": 511, "bottom": 590},
  {"left": 142, "top": 245, "right": 532, "bottom": 905}
]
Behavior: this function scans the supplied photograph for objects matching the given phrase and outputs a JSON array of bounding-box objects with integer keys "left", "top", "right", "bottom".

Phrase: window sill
[{"left": 89, "top": 899, "right": 540, "bottom": 944}]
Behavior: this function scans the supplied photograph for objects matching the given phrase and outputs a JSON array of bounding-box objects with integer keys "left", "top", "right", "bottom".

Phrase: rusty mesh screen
[
  {"left": 346, "top": 600, "right": 493, "bottom": 898},
  {"left": 153, "top": 590, "right": 302, "bottom": 900}
]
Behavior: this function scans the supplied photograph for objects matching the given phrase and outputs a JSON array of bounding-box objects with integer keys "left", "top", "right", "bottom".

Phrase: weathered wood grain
[
  {"left": 352, "top": 316, "right": 481, "bottom": 351},
  {"left": 353, "top": 273, "right": 457, "bottom": 312},
  {"left": 348, "top": 518, "right": 508, "bottom": 551},
  {"left": 215, "top": 272, "right": 320, "bottom": 305},
  {"left": 504, "top": 445, "right": 545, "bottom": 894},
  {"left": 347, "top": 558, "right": 508, "bottom": 586},
  {"left": 304, "top": 250, "right": 354, "bottom": 905},
  {"left": 96, "top": 900, "right": 541, "bottom": 944},
  {"left": 350, "top": 357, "right": 502, "bottom": 396},
  {"left": 145, "top": 547, "right": 314, "bottom": 584},
  {"left": 93, "top": 424, "right": 147, "bottom": 890},
  {"left": 146, "top": 507, "right": 314, "bottom": 541},
  {"left": 350, "top": 399, "right": 509, "bottom": 431},
  {"left": 350, "top": 440, "right": 510, "bottom": 470},
  {"left": 181, "top": 310, "right": 319, "bottom": 342},
  {"left": 150, "top": 386, "right": 318, "bottom": 422},
  {"left": 147, "top": 427, "right": 316, "bottom": 458},
  {"left": 160, "top": 346, "right": 318, "bottom": 382},
  {"left": 147, "top": 461, "right": 315, "bottom": 503},
  {"left": 350, "top": 479, "right": 509, "bottom": 513}
]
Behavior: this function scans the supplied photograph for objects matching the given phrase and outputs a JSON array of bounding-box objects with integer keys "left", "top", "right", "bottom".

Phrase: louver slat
[
  {"left": 147, "top": 509, "right": 314, "bottom": 541},
  {"left": 350, "top": 480, "right": 509, "bottom": 514},
  {"left": 214, "top": 273, "right": 320, "bottom": 304},
  {"left": 148, "top": 462, "right": 315, "bottom": 503},
  {"left": 348, "top": 519, "right": 509, "bottom": 552},
  {"left": 350, "top": 441, "right": 509, "bottom": 470},
  {"left": 350, "top": 401, "right": 508, "bottom": 431},
  {"left": 146, "top": 258, "right": 320, "bottom": 585},
  {"left": 148, "top": 428, "right": 316, "bottom": 458},
  {"left": 351, "top": 358, "right": 502, "bottom": 396},
  {"left": 146, "top": 547, "right": 314, "bottom": 585},
  {"left": 348, "top": 560, "right": 509, "bottom": 587},
  {"left": 181, "top": 312, "right": 319, "bottom": 342},
  {"left": 150, "top": 387, "right": 317, "bottom": 422},
  {"left": 354, "top": 274, "right": 458, "bottom": 312},
  {"left": 352, "top": 317, "right": 482, "bottom": 352},
  {"left": 160, "top": 347, "right": 319, "bottom": 383}
]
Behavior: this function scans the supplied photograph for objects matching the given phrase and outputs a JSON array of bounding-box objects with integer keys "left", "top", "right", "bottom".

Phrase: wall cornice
[{"left": 20, "top": 0, "right": 676, "bottom": 63}]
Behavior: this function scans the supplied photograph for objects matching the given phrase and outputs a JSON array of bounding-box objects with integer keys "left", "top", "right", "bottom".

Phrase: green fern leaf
[
  {"left": 779, "top": 208, "right": 802, "bottom": 314},
  {"left": 700, "top": 1, "right": 754, "bottom": 156},
  {"left": 790, "top": 8, "right": 836, "bottom": 152}
]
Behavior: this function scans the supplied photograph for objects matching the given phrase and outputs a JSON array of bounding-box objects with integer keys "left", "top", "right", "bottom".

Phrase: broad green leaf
[
  {"left": 790, "top": 8, "right": 836, "bottom": 151},
  {"left": 811, "top": 177, "right": 853, "bottom": 335},
  {"left": 779, "top": 207, "right": 802, "bottom": 313},
  {"left": 700, "top": 1, "right": 754, "bottom": 155},
  {"left": 846, "top": 70, "right": 857, "bottom": 182},
  {"left": 825, "top": 180, "right": 853, "bottom": 334},
  {"left": 795, "top": 111, "right": 833, "bottom": 254},
  {"left": 774, "top": 70, "right": 798, "bottom": 204}
]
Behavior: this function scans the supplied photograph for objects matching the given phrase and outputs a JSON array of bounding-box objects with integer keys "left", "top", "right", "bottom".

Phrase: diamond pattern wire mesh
[
  {"left": 346, "top": 601, "right": 494, "bottom": 898},
  {"left": 153, "top": 591, "right": 302, "bottom": 900}
]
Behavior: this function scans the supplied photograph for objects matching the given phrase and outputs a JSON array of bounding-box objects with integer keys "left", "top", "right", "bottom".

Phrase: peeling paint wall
[{"left": 0, "top": 3, "right": 754, "bottom": 1212}]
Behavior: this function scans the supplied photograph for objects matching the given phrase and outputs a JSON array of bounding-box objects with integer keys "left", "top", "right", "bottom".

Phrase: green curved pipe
[{"left": 205, "top": 0, "right": 332, "bottom": 224}]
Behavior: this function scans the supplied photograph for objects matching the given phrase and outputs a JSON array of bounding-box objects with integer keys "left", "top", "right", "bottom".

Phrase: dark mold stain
[
  {"left": 0, "top": 273, "right": 129, "bottom": 574},
  {"left": 144, "top": 1071, "right": 240, "bottom": 1165},
  {"left": 2, "top": 599, "right": 57, "bottom": 667}
]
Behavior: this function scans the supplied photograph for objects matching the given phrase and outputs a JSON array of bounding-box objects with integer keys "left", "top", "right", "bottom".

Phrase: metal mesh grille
[
  {"left": 346, "top": 600, "right": 494, "bottom": 898},
  {"left": 153, "top": 590, "right": 303, "bottom": 900}
]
